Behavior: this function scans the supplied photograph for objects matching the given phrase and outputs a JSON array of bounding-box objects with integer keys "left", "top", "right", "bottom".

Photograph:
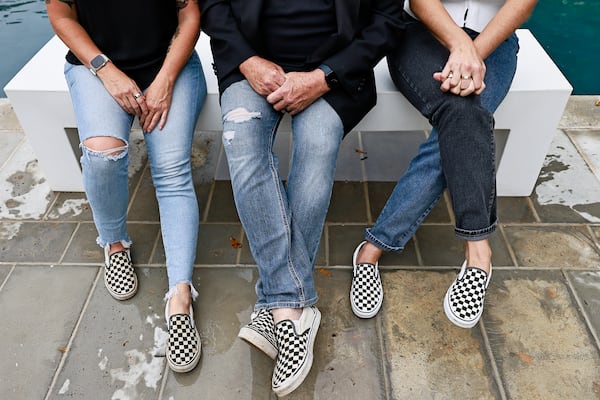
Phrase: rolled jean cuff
[
  {"left": 164, "top": 281, "right": 199, "bottom": 302},
  {"left": 255, "top": 295, "right": 318, "bottom": 311},
  {"left": 97, "top": 238, "right": 132, "bottom": 249},
  {"left": 454, "top": 219, "right": 498, "bottom": 241},
  {"left": 365, "top": 229, "right": 405, "bottom": 253}
]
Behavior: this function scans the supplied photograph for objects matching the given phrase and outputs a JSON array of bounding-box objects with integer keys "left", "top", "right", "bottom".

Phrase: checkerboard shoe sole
[
  {"left": 166, "top": 313, "right": 201, "bottom": 373},
  {"left": 443, "top": 261, "right": 492, "bottom": 329},
  {"left": 272, "top": 306, "right": 321, "bottom": 397},
  {"left": 104, "top": 249, "right": 138, "bottom": 301},
  {"left": 350, "top": 241, "right": 383, "bottom": 318},
  {"left": 238, "top": 309, "right": 278, "bottom": 360}
]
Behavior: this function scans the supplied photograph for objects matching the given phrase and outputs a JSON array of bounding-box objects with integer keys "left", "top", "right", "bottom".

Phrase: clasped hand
[
  {"left": 98, "top": 65, "right": 172, "bottom": 133},
  {"left": 434, "top": 41, "right": 487, "bottom": 97},
  {"left": 239, "top": 56, "right": 329, "bottom": 115}
]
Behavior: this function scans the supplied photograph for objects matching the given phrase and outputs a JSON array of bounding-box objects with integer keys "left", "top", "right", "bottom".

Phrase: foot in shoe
[
  {"left": 165, "top": 285, "right": 201, "bottom": 373},
  {"left": 238, "top": 309, "right": 278, "bottom": 359},
  {"left": 103, "top": 247, "right": 138, "bottom": 301},
  {"left": 271, "top": 306, "right": 321, "bottom": 397},
  {"left": 350, "top": 241, "right": 383, "bottom": 319},
  {"left": 443, "top": 261, "right": 492, "bottom": 329}
]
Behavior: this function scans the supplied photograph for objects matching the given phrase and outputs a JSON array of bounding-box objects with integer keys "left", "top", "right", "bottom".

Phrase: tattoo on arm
[
  {"left": 176, "top": 0, "right": 189, "bottom": 9},
  {"left": 166, "top": 28, "right": 181, "bottom": 54}
]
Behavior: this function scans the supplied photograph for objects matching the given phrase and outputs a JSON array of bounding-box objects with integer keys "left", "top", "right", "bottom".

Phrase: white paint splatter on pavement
[{"left": 58, "top": 379, "right": 70, "bottom": 394}]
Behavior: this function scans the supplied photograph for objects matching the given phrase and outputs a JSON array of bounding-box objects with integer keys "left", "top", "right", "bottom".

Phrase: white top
[{"left": 404, "top": 0, "right": 505, "bottom": 33}]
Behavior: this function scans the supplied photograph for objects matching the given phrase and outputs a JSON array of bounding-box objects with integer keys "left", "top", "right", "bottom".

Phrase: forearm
[
  {"left": 410, "top": 0, "right": 473, "bottom": 52},
  {"left": 46, "top": 1, "right": 103, "bottom": 68},
  {"left": 155, "top": 2, "right": 201, "bottom": 84},
  {"left": 474, "top": 0, "right": 538, "bottom": 58}
]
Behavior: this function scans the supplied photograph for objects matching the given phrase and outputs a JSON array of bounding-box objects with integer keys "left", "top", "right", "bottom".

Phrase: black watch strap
[{"left": 318, "top": 64, "right": 339, "bottom": 89}]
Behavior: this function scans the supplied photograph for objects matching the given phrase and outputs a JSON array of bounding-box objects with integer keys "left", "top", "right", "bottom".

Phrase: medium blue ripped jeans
[
  {"left": 367, "top": 23, "right": 519, "bottom": 251},
  {"left": 220, "top": 80, "right": 344, "bottom": 310},
  {"left": 64, "top": 52, "right": 206, "bottom": 288}
]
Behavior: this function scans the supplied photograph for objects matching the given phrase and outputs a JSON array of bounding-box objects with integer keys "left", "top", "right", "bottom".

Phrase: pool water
[{"left": 0, "top": 0, "right": 598, "bottom": 96}]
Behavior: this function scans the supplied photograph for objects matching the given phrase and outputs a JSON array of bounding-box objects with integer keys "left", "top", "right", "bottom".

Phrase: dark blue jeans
[{"left": 367, "top": 20, "right": 519, "bottom": 250}]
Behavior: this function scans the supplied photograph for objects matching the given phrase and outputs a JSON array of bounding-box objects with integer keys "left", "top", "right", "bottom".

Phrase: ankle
[
  {"left": 272, "top": 308, "right": 302, "bottom": 324},
  {"left": 357, "top": 242, "right": 383, "bottom": 265},
  {"left": 108, "top": 241, "right": 126, "bottom": 255},
  {"left": 168, "top": 283, "right": 192, "bottom": 315},
  {"left": 465, "top": 240, "right": 492, "bottom": 274}
]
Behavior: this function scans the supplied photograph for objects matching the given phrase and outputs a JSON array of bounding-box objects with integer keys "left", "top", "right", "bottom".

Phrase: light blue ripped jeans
[
  {"left": 64, "top": 52, "right": 206, "bottom": 288},
  {"left": 220, "top": 80, "right": 344, "bottom": 310}
]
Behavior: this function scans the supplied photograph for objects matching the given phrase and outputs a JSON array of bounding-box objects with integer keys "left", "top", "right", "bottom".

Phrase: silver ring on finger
[
  {"left": 133, "top": 92, "right": 142, "bottom": 99},
  {"left": 461, "top": 75, "right": 471, "bottom": 80}
]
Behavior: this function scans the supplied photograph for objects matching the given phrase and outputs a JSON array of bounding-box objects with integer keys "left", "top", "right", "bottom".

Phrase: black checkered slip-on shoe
[
  {"left": 238, "top": 309, "right": 278, "bottom": 359},
  {"left": 103, "top": 248, "right": 138, "bottom": 301},
  {"left": 443, "top": 261, "right": 492, "bottom": 329},
  {"left": 350, "top": 241, "right": 383, "bottom": 319},
  {"left": 272, "top": 306, "right": 321, "bottom": 397},
  {"left": 165, "top": 299, "right": 201, "bottom": 373}
]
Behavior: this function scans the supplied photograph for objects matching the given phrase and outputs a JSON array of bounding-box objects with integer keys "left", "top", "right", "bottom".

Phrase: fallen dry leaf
[
  {"left": 58, "top": 347, "right": 68, "bottom": 353},
  {"left": 518, "top": 352, "right": 533, "bottom": 364},
  {"left": 318, "top": 268, "right": 331, "bottom": 277},
  {"left": 545, "top": 287, "right": 558, "bottom": 298},
  {"left": 354, "top": 148, "right": 367, "bottom": 155},
  {"left": 229, "top": 236, "right": 242, "bottom": 249},
  {"left": 595, "top": 99, "right": 600, "bottom": 106}
]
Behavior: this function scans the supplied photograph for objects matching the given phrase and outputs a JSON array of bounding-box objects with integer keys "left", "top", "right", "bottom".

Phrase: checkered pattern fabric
[
  {"left": 167, "top": 314, "right": 200, "bottom": 372},
  {"left": 104, "top": 250, "right": 137, "bottom": 300},
  {"left": 272, "top": 320, "right": 310, "bottom": 387},
  {"left": 238, "top": 309, "right": 278, "bottom": 359},
  {"left": 350, "top": 262, "right": 383, "bottom": 318},
  {"left": 445, "top": 266, "right": 489, "bottom": 328}
]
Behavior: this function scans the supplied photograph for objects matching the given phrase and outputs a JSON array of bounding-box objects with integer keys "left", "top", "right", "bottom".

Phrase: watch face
[{"left": 91, "top": 55, "right": 106, "bottom": 69}]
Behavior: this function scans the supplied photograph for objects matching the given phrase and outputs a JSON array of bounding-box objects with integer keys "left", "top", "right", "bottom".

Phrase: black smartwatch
[
  {"left": 318, "top": 64, "right": 339, "bottom": 89},
  {"left": 89, "top": 54, "right": 110, "bottom": 76}
]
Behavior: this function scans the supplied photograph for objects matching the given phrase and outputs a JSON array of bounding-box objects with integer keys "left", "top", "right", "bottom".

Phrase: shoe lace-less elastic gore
[
  {"left": 350, "top": 241, "right": 383, "bottom": 319},
  {"left": 272, "top": 306, "right": 321, "bottom": 397},
  {"left": 443, "top": 261, "right": 492, "bottom": 329},
  {"left": 238, "top": 309, "right": 278, "bottom": 359},
  {"left": 104, "top": 249, "right": 138, "bottom": 301}
]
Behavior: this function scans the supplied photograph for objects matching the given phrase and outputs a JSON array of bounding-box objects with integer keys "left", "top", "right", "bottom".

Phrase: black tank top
[{"left": 65, "top": 0, "right": 178, "bottom": 89}]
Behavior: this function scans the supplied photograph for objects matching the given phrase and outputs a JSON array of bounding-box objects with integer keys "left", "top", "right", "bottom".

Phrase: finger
[
  {"left": 135, "top": 94, "right": 149, "bottom": 115},
  {"left": 460, "top": 80, "right": 476, "bottom": 97},
  {"left": 125, "top": 95, "right": 141, "bottom": 116},
  {"left": 449, "top": 83, "right": 461, "bottom": 95},
  {"left": 440, "top": 78, "right": 452, "bottom": 92},
  {"left": 475, "top": 81, "right": 486, "bottom": 95},
  {"left": 433, "top": 72, "right": 445, "bottom": 82},
  {"left": 158, "top": 110, "right": 169, "bottom": 130},
  {"left": 460, "top": 75, "right": 472, "bottom": 90}
]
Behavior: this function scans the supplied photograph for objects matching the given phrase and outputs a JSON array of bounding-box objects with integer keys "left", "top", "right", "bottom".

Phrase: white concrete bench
[{"left": 4, "top": 30, "right": 572, "bottom": 196}]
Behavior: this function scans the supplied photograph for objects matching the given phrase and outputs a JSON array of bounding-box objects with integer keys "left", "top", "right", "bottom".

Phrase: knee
[{"left": 82, "top": 136, "right": 128, "bottom": 160}]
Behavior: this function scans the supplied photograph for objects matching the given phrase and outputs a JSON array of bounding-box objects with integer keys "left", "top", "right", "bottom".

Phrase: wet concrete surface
[{"left": 1, "top": 97, "right": 600, "bottom": 399}]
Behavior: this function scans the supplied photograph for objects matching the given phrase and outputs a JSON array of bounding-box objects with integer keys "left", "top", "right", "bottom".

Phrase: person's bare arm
[{"left": 45, "top": 0, "right": 147, "bottom": 116}]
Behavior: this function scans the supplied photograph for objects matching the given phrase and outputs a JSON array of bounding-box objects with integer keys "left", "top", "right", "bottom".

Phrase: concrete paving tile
[
  {"left": 381, "top": 271, "right": 499, "bottom": 399},
  {"left": 0, "top": 265, "right": 98, "bottom": 400},
  {"left": 205, "top": 180, "right": 240, "bottom": 223},
  {"left": 503, "top": 225, "right": 600, "bottom": 268},
  {"left": 46, "top": 192, "right": 92, "bottom": 221},
  {"left": 567, "top": 130, "right": 600, "bottom": 180},
  {"left": 559, "top": 96, "right": 600, "bottom": 130},
  {"left": 0, "top": 264, "right": 13, "bottom": 288},
  {"left": 566, "top": 270, "right": 600, "bottom": 343},
  {"left": 0, "top": 221, "right": 77, "bottom": 263},
  {"left": 532, "top": 130, "right": 600, "bottom": 223},
  {"left": 484, "top": 270, "right": 600, "bottom": 399},
  {"left": 195, "top": 181, "right": 213, "bottom": 222},
  {"left": 328, "top": 224, "right": 418, "bottom": 267},
  {"left": 128, "top": 169, "right": 160, "bottom": 222},
  {"left": 334, "top": 131, "right": 363, "bottom": 181},
  {"left": 162, "top": 268, "right": 274, "bottom": 400},
  {"left": 326, "top": 182, "right": 368, "bottom": 223},
  {"left": 271, "top": 269, "right": 386, "bottom": 399},
  {"left": 497, "top": 197, "right": 537, "bottom": 223},
  {"left": 153, "top": 223, "right": 244, "bottom": 265},
  {"left": 0, "top": 131, "right": 23, "bottom": 166},
  {"left": 0, "top": 99, "right": 22, "bottom": 132},
  {"left": 48, "top": 268, "right": 169, "bottom": 399},
  {"left": 416, "top": 225, "right": 514, "bottom": 267},
  {"left": 361, "top": 130, "right": 425, "bottom": 181},
  {"left": 0, "top": 139, "right": 53, "bottom": 220}
]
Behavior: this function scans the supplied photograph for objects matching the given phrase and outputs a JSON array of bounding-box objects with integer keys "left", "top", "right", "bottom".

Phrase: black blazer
[{"left": 200, "top": 0, "right": 405, "bottom": 133}]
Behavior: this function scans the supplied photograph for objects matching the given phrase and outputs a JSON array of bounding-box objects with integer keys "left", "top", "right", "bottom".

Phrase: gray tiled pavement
[{"left": 1, "top": 97, "right": 600, "bottom": 399}]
